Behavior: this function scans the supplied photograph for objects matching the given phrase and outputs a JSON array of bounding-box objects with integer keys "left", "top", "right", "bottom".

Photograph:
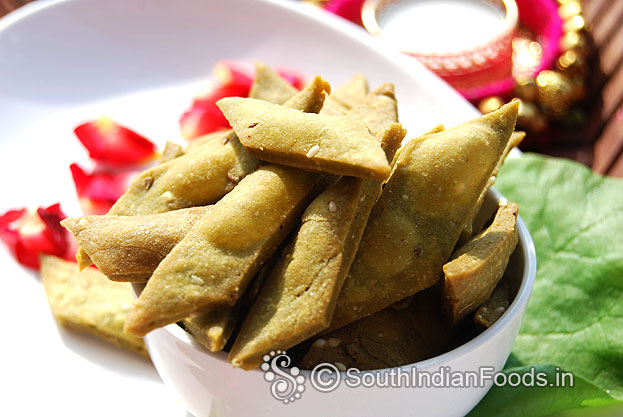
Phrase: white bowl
[{"left": 141, "top": 185, "right": 536, "bottom": 417}]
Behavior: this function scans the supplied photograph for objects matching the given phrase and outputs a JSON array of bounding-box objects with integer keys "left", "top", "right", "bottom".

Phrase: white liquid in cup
[{"left": 377, "top": 0, "right": 506, "bottom": 54}]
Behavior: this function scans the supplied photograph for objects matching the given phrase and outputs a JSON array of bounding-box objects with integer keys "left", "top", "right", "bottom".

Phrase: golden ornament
[
  {"left": 560, "top": 31, "right": 590, "bottom": 56},
  {"left": 517, "top": 100, "right": 548, "bottom": 133},
  {"left": 536, "top": 70, "right": 575, "bottom": 116},
  {"left": 514, "top": 76, "right": 538, "bottom": 102},
  {"left": 559, "top": 1, "right": 582, "bottom": 19},
  {"left": 563, "top": 14, "right": 587, "bottom": 33},
  {"left": 557, "top": 50, "right": 588, "bottom": 78},
  {"left": 478, "top": 96, "right": 505, "bottom": 114}
]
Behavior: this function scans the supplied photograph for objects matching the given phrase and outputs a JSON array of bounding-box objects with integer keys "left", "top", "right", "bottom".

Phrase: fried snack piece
[
  {"left": 107, "top": 131, "right": 258, "bottom": 217},
  {"left": 109, "top": 77, "right": 328, "bottom": 217},
  {"left": 187, "top": 63, "right": 295, "bottom": 156},
  {"left": 328, "top": 101, "right": 519, "bottom": 331},
  {"left": 124, "top": 165, "right": 323, "bottom": 336},
  {"left": 509, "top": 131, "right": 526, "bottom": 149},
  {"left": 218, "top": 98, "right": 390, "bottom": 180},
  {"left": 249, "top": 62, "right": 298, "bottom": 105},
  {"left": 442, "top": 201, "right": 519, "bottom": 325},
  {"left": 76, "top": 76, "right": 327, "bottom": 269},
  {"left": 319, "top": 97, "right": 348, "bottom": 116},
  {"left": 474, "top": 279, "right": 511, "bottom": 331},
  {"left": 228, "top": 177, "right": 363, "bottom": 368},
  {"left": 184, "top": 309, "right": 234, "bottom": 352},
  {"left": 188, "top": 63, "right": 299, "bottom": 153},
  {"left": 389, "top": 295, "right": 414, "bottom": 311},
  {"left": 459, "top": 129, "right": 525, "bottom": 241},
  {"left": 318, "top": 74, "right": 368, "bottom": 116},
  {"left": 279, "top": 76, "right": 330, "bottom": 115},
  {"left": 300, "top": 287, "right": 450, "bottom": 370},
  {"left": 349, "top": 83, "right": 397, "bottom": 137},
  {"left": 62, "top": 207, "right": 211, "bottom": 282},
  {"left": 74, "top": 133, "right": 258, "bottom": 268},
  {"left": 229, "top": 122, "right": 404, "bottom": 367},
  {"left": 329, "top": 73, "right": 369, "bottom": 109},
  {"left": 159, "top": 141, "right": 185, "bottom": 164},
  {"left": 40, "top": 255, "right": 147, "bottom": 357},
  {"left": 184, "top": 130, "right": 232, "bottom": 153},
  {"left": 184, "top": 260, "right": 272, "bottom": 352}
]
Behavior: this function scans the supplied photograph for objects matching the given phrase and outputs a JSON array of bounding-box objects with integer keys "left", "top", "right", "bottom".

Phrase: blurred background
[
  {"left": 2, "top": 0, "right": 621, "bottom": 177},
  {"left": 305, "top": 0, "right": 623, "bottom": 178}
]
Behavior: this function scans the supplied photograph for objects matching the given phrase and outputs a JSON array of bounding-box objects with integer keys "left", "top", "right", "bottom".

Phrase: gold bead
[
  {"left": 517, "top": 100, "right": 548, "bottom": 133},
  {"left": 563, "top": 14, "right": 587, "bottom": 33},
  {"left": 557, "top": 50, "right": 577, "bottom": 69},
  {"left": 478, "top": 96, "right": 505, "bottom": 114},
  {"left": 514, "top": 76, "right": 538, "bottom": 102},
  {"left": 536, "top": 70, "right": 574, "bottom": 116},
  {"left": 558, "top": 1, "right": 582, "bottom": 20},
  {"left": 560, "top": 31, "right": 590, "bottom": 56},
  {"left": 557, "top": 50, "right": 588, "bottom": 77}
]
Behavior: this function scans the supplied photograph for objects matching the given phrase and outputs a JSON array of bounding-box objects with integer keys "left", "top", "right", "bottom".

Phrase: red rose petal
[
  {"left": 181, "top": 84, "right": 249, "bottom": 132},
  {"left": 179, "top": 62, "right": 306, "bottom": 139},
  {"left": 70, "top": 163, "right": 134, "bottom": 215},
  {"left": 180, "top": 62, "right": 253, "bottom": 139},
  {"left": 214, "top": 61, "right": 254, "bottom": 87},
  {"left": 37, "top": 204, "right": 69, "bottom": 259},
  {"left": 180, "top": 104, "right": 229, "bottom": 140},
  {"left": 0, "top": 210, "right": 26, "bottom": 262},
  {"left": 74, "top": 117, "right": 157, "bottom": 167},
  {"left": 0, "top": 204, "right": 71, "bottom": 270},
  {"left": 324, "top": 0, "right": 364, "bottom": 26},
  {"left": 276, "top": 68, "right": 306, "bottom": 90}
]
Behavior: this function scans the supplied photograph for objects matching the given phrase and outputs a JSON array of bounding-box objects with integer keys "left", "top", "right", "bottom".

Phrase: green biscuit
[
  {"left": 218, "top": 97, "right": 391, "bottom": 180},
  {"left": 328, "top": 101, "right": 519, "bottom": 332}
]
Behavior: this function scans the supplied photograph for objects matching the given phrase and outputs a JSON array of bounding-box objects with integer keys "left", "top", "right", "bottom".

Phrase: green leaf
[
  {"left": 468, "top": 365, "right": 618, "bottom": 417},
  {"left": 468, "top": 154, "right": 623, "bottom": 416}
]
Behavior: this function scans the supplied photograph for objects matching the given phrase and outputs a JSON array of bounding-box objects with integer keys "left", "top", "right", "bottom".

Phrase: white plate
[{"left": 0, "top": 0, "right": 477, "bottom": 416}]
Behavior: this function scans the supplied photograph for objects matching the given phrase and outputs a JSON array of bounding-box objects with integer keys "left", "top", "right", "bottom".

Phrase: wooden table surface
[
  {"left": 583, "top": 0, "right": 623, "bottom": 177},
  {"left": 2, "top": 0, "right": 622, "bottom": 177}
]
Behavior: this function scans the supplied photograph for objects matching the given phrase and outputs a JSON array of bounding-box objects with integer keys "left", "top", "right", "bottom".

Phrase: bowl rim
[{"left": 146, "top": 185, "right": 537, "bottom": 375}]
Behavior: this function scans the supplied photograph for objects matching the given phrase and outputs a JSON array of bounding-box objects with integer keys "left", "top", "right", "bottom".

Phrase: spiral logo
[
  {"left": 310, "top": 362, "right": 341, "bottom": 393},
  {"left": 261, "top": 350, "right": 305, "bottom": 404}
]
